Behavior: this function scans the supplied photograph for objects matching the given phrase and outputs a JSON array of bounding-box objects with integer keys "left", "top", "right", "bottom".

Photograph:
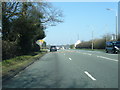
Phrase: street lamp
[{"left": 106, "top": 8, "right": 118, "bottom": 41}]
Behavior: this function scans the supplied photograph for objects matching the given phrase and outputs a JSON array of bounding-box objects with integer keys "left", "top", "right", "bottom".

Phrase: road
[{"left": 3, "top": 49, "right": 118, "bottom": 88}]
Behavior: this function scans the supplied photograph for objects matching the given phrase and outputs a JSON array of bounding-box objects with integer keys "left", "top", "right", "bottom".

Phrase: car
[
  {"left": 105, "top": 41, "right": 120, "bottom": 54},
  {"left": 56, "top": 47, "right": 60, "bottom": 50},
  {"left": 50, "top": 46, "right": 57, "bottom": 52}
]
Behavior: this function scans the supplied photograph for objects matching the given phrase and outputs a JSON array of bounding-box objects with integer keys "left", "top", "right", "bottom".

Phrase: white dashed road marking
[
  {"left": 69, "top": 58, "right": 72, "bottom": 60},
  {"left": 82, "top": 53, "right": 92, "bottom": 56},
  {"left": 84, "top": 71, "right": 96, "bottom": 81},
  {"left": 88, "top": 53, "right": 92, "bottom": 56}
]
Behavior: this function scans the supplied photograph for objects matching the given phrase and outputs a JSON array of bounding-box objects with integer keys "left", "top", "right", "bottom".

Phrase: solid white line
[
  {"left": 87, "top": 51, "right": 93, "bottom": 52},
  {"left": 82, "top": 53, "right": 87, "bottom": 55},
  {"left": 88, "top": 54, "right": 92, "bottom": 56},
  {"left": 97, "top": 56, "right": 118, "bottom": 62},
  {"left": 82, "top": 53, "right": 92, "bottom": 56},
  {"left": 69, "top": 58, "right": 72, "bottom": 60},
  {"left": 108, "top": 54, "right": 117, "bottom": 56},
  {"left": 84, "top": 71, "right": 96, "bottom": 81},
  {"left": 87, "top": 51, "right": 101, "bottom": 53}
]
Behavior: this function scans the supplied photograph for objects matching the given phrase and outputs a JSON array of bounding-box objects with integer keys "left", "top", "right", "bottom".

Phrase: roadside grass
[
  {"left": 2, "top": 55, "right": 33, "bottom": 75},
  {"left": 40, "top": 49, "right": 48, "bottom": 52},
  {"left": 2, "top": 51, "right": 47, "bottom": 81}
]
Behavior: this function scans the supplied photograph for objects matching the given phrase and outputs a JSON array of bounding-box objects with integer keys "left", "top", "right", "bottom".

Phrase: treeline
[
  {"left": 76, "top": 34, "right": 120, "bottom": 49},
  {"left": 2, "top": 2, "right": 63, "bottom": 60},
  {"left": 76, "top": 39, "right": 106, "bottom": 49}
]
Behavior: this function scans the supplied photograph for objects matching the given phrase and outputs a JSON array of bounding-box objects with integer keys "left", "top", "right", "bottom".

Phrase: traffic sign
[{"left": 36, "top": 39, "right": 44, "bottom": 46}]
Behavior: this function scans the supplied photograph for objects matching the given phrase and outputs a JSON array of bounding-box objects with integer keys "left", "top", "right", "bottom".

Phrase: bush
[
  {"left": 76, "top": 41, "right": 91, "bottom": 49},
  {"left": 76, "top": 38, "right": 106, "bottom": 49},
  {"left": 94, "top": 38, "right": 106, "bottom": 49},
  {"left": 2, "top": 40, "right": 20, "bottom": 60}
]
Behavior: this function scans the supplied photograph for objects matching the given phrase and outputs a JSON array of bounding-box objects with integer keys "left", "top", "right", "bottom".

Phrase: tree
[
  {"left": 70, "top": 44, "right": 74, "bottom": 49},
  {"left": 2, "top": 2, "right": 22, "bottom": 41},
  {"left": 35, "top": 2, "right": 63, "bottom": 27},
  {"left": 93, "top": 38, "right": 106, "bottom": 49},
  {"left": 2, "top": 2, "right": 63, "bottom": 59},
  {"left": 2, "top": 2, "right": 63, "bottom": 42},
  {"left": 42, "top": 41, "right": 46, "bottom": 48},
  {"left": 76, "top": 41, "right": 91, "bottom": 49}
]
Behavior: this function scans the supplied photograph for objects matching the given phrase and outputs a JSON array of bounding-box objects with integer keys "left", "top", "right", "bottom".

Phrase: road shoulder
[{"left": 2, "top": 52, "right": 47, "bottom": 82}]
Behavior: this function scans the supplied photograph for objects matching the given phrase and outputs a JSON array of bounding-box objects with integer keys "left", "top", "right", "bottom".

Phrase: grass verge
[
  {"left": 2, "top": 51, "right": 47, "bottom": 82},
  {"left": 76, "top": 48, "right": 105, "bottom": 52}
]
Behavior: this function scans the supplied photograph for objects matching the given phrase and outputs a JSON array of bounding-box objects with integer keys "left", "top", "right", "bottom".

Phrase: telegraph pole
[{"left": 92, "top": 31, "right": 94, "bottom": 50}]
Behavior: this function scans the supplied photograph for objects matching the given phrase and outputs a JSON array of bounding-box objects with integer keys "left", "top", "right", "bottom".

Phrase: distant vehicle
[
  {"left": 56, "top": 47, "right": 60, "bottom": 50},
  {"left": 50, "top": 46, "right": 57, "bottom": 52},
  {"left": 105, "top": 41, "right": 120, "bottom": 54}
]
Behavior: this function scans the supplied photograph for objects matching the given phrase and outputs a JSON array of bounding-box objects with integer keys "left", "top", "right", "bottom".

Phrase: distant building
[
  {"left": 61, "top": 46, "right": 65, "bottom": 50},
  {"left": 74, "top": 40, "right": 81, "bottom": 48}
]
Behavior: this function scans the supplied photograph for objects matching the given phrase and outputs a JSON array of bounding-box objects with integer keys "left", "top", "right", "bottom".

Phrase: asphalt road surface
[{"left": 3, "top": 49, "right": 118, "bottom": 88}]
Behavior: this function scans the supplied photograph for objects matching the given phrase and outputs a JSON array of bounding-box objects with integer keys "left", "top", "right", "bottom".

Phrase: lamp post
[{"left": 106, "top": 8, "right": 118, "bottom": 41}]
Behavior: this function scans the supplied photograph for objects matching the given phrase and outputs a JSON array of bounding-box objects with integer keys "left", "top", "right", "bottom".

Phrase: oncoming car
[
  {"left": 105, "top": 41, "right": 120, "bottom": 54},
  {"left": 50, "top": 46, "right": 57, "bottom": 52}
]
